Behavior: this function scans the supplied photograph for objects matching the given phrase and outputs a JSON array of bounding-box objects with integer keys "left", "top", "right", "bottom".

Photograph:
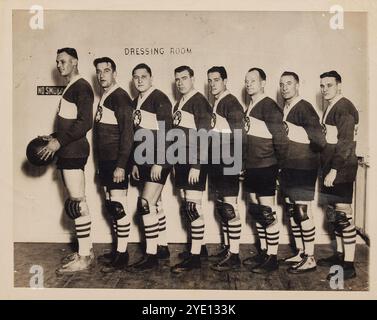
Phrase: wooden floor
[{"left": 14, "top": 242, "right": 369, "bottom": 291}]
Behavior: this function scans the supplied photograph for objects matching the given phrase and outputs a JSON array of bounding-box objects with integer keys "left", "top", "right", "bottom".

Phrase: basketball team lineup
[{"left": 26, "top": 47, "right": 359, "bottom": 281}]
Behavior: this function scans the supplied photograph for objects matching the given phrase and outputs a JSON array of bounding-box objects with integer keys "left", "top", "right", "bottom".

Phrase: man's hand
[
  {"left": 188, "top": 168, "right": 200, "bottom": 185},
  {"left": 113, "top": 167, "right": 125, "bottom": 183},
  {"left": 151, "top": 165, "right": 162, "bottom": 182},
  {"left": 38, "top": 138, "right": 60, "bottom": 161},
  {"left": 39, "top": 135, "right": 53, "bottom": 141},
  {"left": 324, "top": 168, "right": 337, "bottom": 187},
  {"left": 132, "top": 165, "right": 140, "bottom": 181}
]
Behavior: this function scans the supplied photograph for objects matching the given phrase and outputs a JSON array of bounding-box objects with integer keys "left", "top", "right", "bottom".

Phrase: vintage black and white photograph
[{"left": 3, "top": 0, "right": 376, "bottom": 299}]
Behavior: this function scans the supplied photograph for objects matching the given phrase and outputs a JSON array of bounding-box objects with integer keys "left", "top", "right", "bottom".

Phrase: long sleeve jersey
[
  {"left": 321, "top": 96, "right": 359, "bottom": 183},
  {"left": 245, "top": 96, "right": 288, "bottom": 169},
  {"left": 94, "top": 84, "right": 134, "bottom": 169},
  {"left": 282, "top": 98, "right": 326, "bottom": 170},
  {"left": 172, "top": 90, "right": 212, "bottom": 169},
  {"left": 55, "top": 76, "right": 94, "bottom": 158},
  {"left": 132, "top": 87, "right": 173, "bottom": 168},
  {"left": 210, "top": 91, "right": 244, "bottom": 166}
]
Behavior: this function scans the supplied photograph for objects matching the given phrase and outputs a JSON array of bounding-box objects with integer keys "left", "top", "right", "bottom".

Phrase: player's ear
[
  {"left": 224, "top": 78, "right": 228, "bottom": 86},
  {"left": 337, "top": 82, "right": 342, "bottom": 94},
  {"left": 113, "top": 70, "right": 117, "bottom": 79}
]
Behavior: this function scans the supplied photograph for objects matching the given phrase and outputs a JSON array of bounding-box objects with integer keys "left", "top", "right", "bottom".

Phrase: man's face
[
  {"left": 96, "top": 62, "right": 116, "bottom": 89},
  {"left": 245, "top": 70, "right": 265, "bottom": 96},
  {"left": 320, "top": 77, "right": 339, "bottom": 101},
  {"left": 56, "top": 52, "right": 76, "bottom": 77},
  {"left": 132, "top": 68, "right": 153, "bottom": 93},
  {"left": 175, "top": 70, "right": 194, "bottom": 95},
  {"left": 208, "top": 72, "right": 227, "bottom": 97},
  {"left": 279, "top": 75, "right": 299, "bottom": 100}
]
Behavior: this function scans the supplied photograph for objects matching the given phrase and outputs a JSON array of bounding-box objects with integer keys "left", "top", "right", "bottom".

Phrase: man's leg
[
  {"left": 211, "top": 196, "right": 241, "bottom": 271},
  {"left": 248, "top": 195, "right": 280, "bottom": 273},
  {"left": 57, "top": 169, "right": 94, "bottom": 273},
  {"left": 62, "top": 169, "right": 92, "bottom": 256},
  {"left": 287, "top": 200, "right": 317, "bottom": 274},
  {"left": 259, "top": 196, "right": 280, "bottom": 256},
  {"left": 283, "top": 197, "right": 305, "bottom": 263},
  {"left": 155, "top": 195, "right": 170, "bottom": 260},
  {"left": 129, "top": 181, "right": 163, "bottom": 271},
  {"left": 171, "top": 190, "right": 204, "bottom": 273},
  {"left": 325, "top": 203, "right": 357, "bottom": 280},
  {"left": 101, "top": 188, "right": 131, "bottom": 272},
  {"left": 109, "top": 189, "right": 130, "bottom": 253}
]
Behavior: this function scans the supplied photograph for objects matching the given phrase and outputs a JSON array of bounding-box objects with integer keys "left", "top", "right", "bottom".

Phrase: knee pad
[
  {"left": 109, "top": 201, "right": 126, "bottom": 220},
  {"left": 64, "top": 198, "right": 88, "bottom": 219},
  {"left": 137, "top": 197, "right": 150, "bottom": 216},
  {"left": 248, "top": 203, "right": 276, "bottom": 228},
  {"left": 292, "top": 203, "right": 309, "bottom": 224},
  {"left": 105, "top": 199, "right": 112, "bottom": 212},
  {"left": 333, "top": 210, "right": 351, "bottom": 233},
  {"left": 286, "top": 203, "right": 295, "bottom": 218},
  {"left": 185, "top": 201, "right": 200, "bottom": 222},
  {"left": 216, "top": 200, "right": 236, "bottom": 222},
  {"left": 325, "top": 205, "right": 336, "bottom": 223}
]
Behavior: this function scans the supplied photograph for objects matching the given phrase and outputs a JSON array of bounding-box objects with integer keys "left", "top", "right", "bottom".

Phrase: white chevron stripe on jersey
[
  {"left": 58, "top": 98, "right": 78, "bottom": 119},
  {"left": 247, "top": 116, "right": 272, "bottom": 139},
  {"left": 285, "top": 121, "right": 310, "bottom": 144},
  {"left": 139, "top": 109, "right": 159, "bottom": 130}
]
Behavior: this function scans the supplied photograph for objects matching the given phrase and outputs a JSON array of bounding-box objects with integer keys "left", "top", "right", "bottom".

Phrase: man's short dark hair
[
  {"left": 281, "top": 71, "right": 299, "bottom": 83},
  {"left": 132, "top": 63, "right": 152, "bottom": 76},
  {"left": 248, "top": 67, "right": 266, "bottom": 81},
  {"left": 174, "top": 65, "right": 194, "bottom": 77},
  {"left": 320, "top": 70, "right": 342, "bottom": 83},
  {"left": 207, "top": 66, "right": 227, "bottom": 80},
  {"left": 57, "top": 47, "right": 78, "bottom": 60},
  {"left": 93, "top": 57, "right": 116, "bottom": 71}
]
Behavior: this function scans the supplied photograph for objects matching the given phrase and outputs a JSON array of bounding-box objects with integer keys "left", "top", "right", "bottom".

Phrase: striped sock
[
  {"left": 142, "top": 205, "right": 159, "bottom": 255},
  {"left": 75, "top": 214, "right": 92, "bottom": 257},
  {"left": 222, "top": 221, "right": 229, "bottom": 247},
  {"left": 116, "top": 217, "right": 130, "bottom": 253},
  {"left": 290, "top": 217, "right": 305, "bottom": 251},
  {"left": 156, "top": 200, "right": 167, "bottom": 246},
  {"left": 343, "top": 219, "right": 357, "bottom": 262},
  {"left": 256, "top": 222, "right": 267, "bottom": 251},
  {"left": 105, "top": 199, "right": 117, "bottom": 239},
  {"left": 228, "top": 218, "right": 241, "bottom": 254},
  {"left": 335, "top": 230, "right": 344, "bottom": 254},
  {"left": 191, "top": 216, "right": 205, "bottom": 255},
  {"left": 266, "top": 223, "right": 280, "bottom": 256},
  {"left": 301, "top": 219, "right": 315, "bottom": 256}
]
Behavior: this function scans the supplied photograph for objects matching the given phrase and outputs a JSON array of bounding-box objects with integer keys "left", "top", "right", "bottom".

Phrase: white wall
[{"left": 13, "top": 10, "right": 368, "bottom": 243}]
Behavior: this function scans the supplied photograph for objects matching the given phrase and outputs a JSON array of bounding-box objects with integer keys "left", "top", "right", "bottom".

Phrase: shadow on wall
[{"left": 21, "top": 159, "right": 49, "bottom": 177}]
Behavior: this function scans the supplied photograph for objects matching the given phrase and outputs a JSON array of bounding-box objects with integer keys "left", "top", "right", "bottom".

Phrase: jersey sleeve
[
  {"left": 55, "top": 82, "right": 94, "bottom": 147},
  {"left": 191, "top": 98, "right": 212, "bottom": 170},
  {"left": 263, "top": 102, "right": 288, "bottom": 165},
  {"left": 156, "top": 95, "right": 173, "bottom": 168},
  {"left": 299, "top": 103, "right": 327, "bottom": 152},
  {"left": 331, "top": 108, "right": 357, "bottom": 170},
  {"left": 114, "top": 93, "right": 135, "bottom": 169}
]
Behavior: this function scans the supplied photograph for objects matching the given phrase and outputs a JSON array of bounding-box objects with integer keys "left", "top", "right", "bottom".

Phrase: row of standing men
[{"left": 38, "top": 48, "right": 359, "bottom": 281}]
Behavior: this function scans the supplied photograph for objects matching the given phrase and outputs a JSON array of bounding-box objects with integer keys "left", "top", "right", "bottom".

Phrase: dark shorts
[
  {"left": 98, "top": 160, "right": 129, "bottom": 190},
  {"left": 244, "top": 165, "right": 279, "bottom": 197},
  {"left": 56, "top": 157, "right": 87, "bottom": 170},
  {"left": 174, "top": 164, "right": 208, "bottom": 191},
  {"left": 208, "top": 164, "right": 240, "bottom": 197},
  {"left": 138, "top": 164, "right": 171, "bottom": 185},
  {"left": 319, "top": 182, "right": 354, "bottom": 205},
  {"left": 280, "top": 168, "right": 318, "bottom": 202}
]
